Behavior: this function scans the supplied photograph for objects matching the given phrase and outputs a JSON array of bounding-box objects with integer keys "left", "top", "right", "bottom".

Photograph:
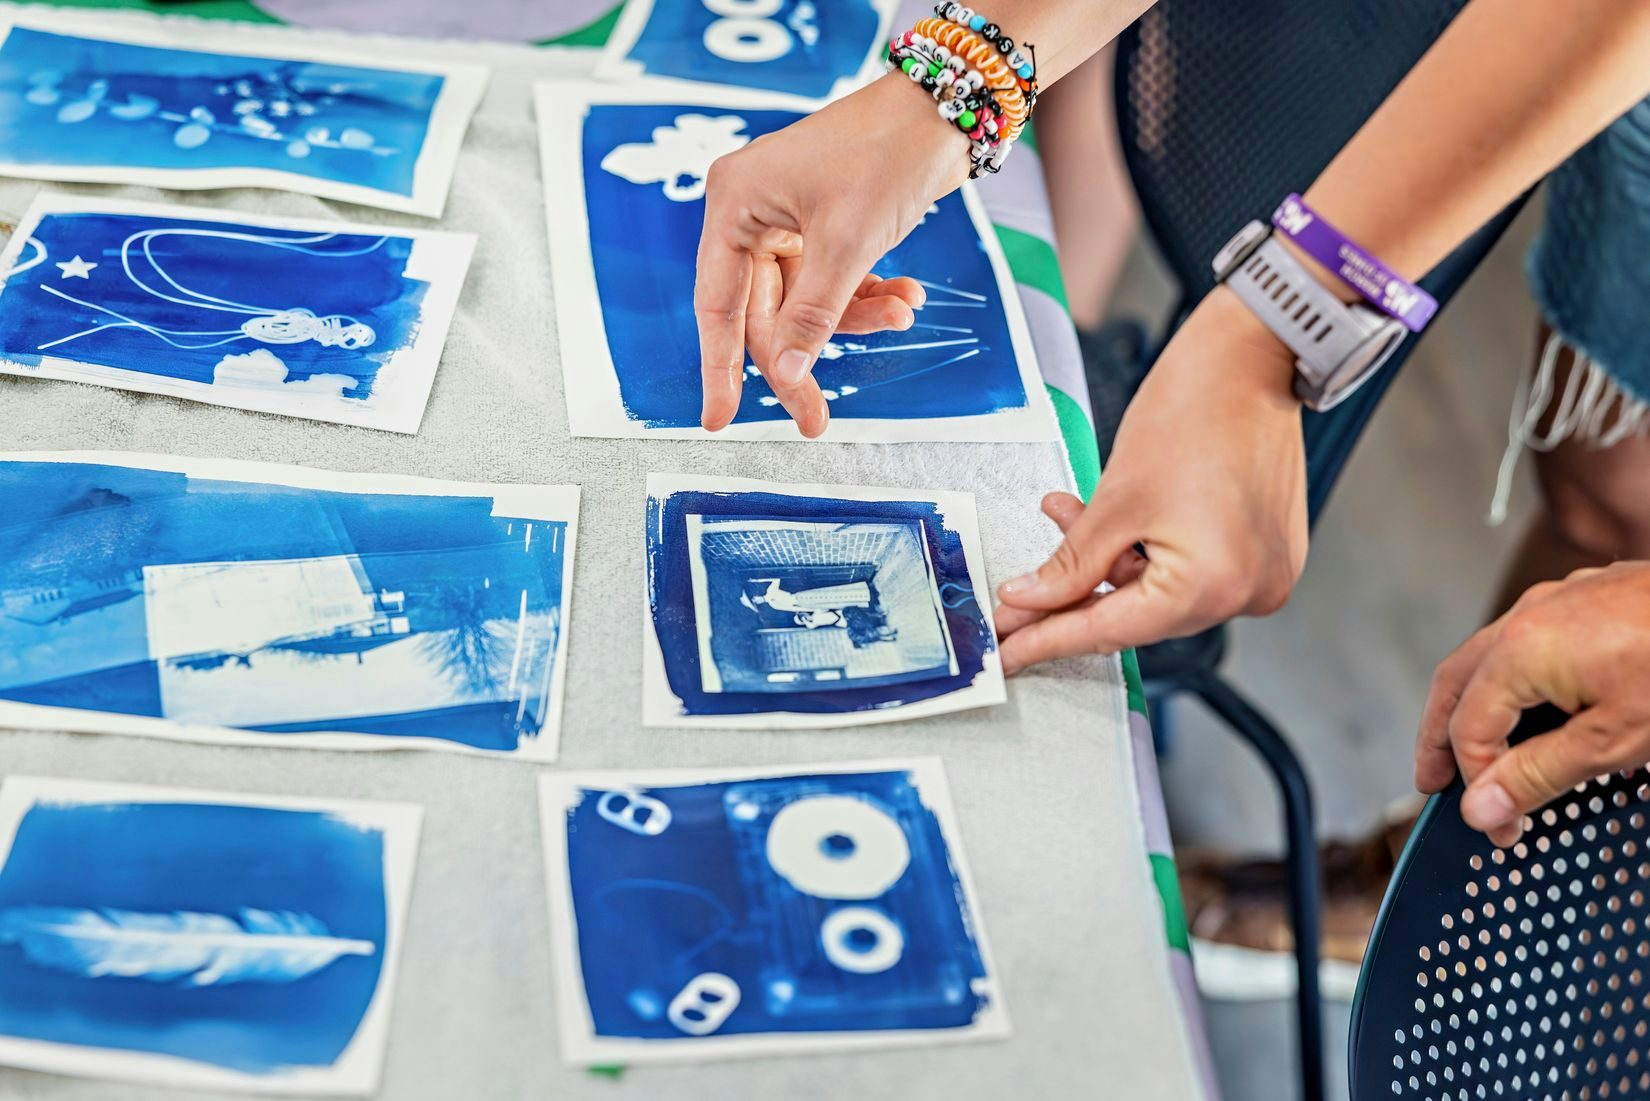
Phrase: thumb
[
  {"left": 1459, "top": 707, "right": 1622, "bottom": 847},
  {"left": 767, "top": 233, "right": 875, "bottom": 388},
  {"left": 997, "top": 495, "right": 1141, "bottom": 611}
]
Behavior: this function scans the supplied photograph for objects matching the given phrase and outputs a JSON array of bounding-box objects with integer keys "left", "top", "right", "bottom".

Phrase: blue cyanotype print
[
  {"left": 0, "top": 210, "right": 427, "bottom": 400},
  {"left": 583, "top": 101, "right": 1029, "bottom": 428},
  {"left": 0, "top": 27, "right": 443, "bottom": 196},
  {"left": 0, "top": 459, "right": 567, "bottom": 752},
  {"left": 614, "top": 0, "right": 884, "bottom": 100},
  {"left": 648, "top": 489, "right": 994, "bottom": 716},
  {"left": 690, "top": 518, "right": 956, "bottom": 694},
  {"left": 0, "top": 796, "right": 387, "bottom": 1074},
  {"left": 563, "top": 767, "right": 993, "bottom": 1040}
]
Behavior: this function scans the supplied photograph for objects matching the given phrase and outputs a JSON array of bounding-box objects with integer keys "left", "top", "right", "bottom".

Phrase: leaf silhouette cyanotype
[{"left": 0, "top": 906, "right": 375, "bottom": 986}]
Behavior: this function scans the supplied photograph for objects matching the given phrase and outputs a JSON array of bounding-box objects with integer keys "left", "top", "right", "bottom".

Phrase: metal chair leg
[{"left": 1191, "top": 673, "right": 1326, "bottom": 1101}]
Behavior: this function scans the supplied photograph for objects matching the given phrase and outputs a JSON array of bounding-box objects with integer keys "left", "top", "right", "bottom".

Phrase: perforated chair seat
[{"left": 1351, "top": 710, "right": 1650, "bottom": 1100}]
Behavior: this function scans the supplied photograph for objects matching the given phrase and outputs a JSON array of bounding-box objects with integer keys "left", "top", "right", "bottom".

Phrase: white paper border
[
  {"left": 594, "top": 0, "right": 899, "bottom": 111},
  {"left": 535, "top": 80, "right": 1057, "bottom": 443},
  {"left": 537, "top": 756, "right": 1011, "bottom": 1065},
  {"left": 0, "top": 450, "right": 581, "bottom": 761},
  {"left": 0, "top": 194, "right": 476, "bottom": 432},
  {"left": 0, "top": 776, "right": 423, "bottom": 1095},
  {"left": 0, "top": 14, "right": 488, "bottom": 217},
  {"left": 642, "top": 472, "right": 1006, "bottom": 728}
]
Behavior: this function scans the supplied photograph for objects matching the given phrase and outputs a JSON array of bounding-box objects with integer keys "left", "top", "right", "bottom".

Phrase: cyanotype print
[
  {"left": 0, "top": 777, "right": 420, "bottom": 1093},
  {"left": 539, "top": 85, "right": 1053, "bottom": 442},
  {"left": 0, "top": 453, "right": 579, "bottom": 758},
  {"left": 0, "top": 196, "right": 474, "bottom": 432},
  {"left": 686, "top": 518, "right": 957, "bottom": 694},
  {"left": 539, "top": 759, "right": 1007, "bottom": 1064},
  {"left": 599, "top": 0, "right": 895, "bottom": 104},
  {"left": 0, "top": 19, "right": 486, "bottom": 214},
  {"left": 644, "top": 474, "right": 1004, "bottom": 727}
]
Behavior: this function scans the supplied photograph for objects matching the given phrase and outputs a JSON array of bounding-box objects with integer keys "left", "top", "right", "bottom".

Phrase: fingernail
[
  {"left": 913, "top": 286, "right": 927, "bottom": 308},
  {"left": 999, "top": 572, "right": 1042, "bottom": 598},
  {"left": 1001, "top": 653, "right": 1022, "bottom": 677},
  {"left": 896, "top": 313, "right": 913, "bottom": 331},
  {"left": 773, "top": 348, "right": 812, "bottom": 386},
  {"left": 1461, "top": 781, "right": 1518, "bottom": 830}
]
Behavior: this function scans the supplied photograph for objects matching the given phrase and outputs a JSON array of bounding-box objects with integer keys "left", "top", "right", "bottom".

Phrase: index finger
[
  {"left": 695, "top": 228, "right": 753, "bottom": 432},
  {"left": 1446, "top": 637, "right": 1552, "bottom": 786}
]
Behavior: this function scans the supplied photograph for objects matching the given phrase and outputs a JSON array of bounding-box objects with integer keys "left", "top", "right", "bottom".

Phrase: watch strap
[{"left": 1216, "top": 224, "right": 1408, "bottom": 410}]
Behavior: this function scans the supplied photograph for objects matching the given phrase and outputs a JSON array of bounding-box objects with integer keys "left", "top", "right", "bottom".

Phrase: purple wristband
[{"left": 1271, "top": 194, "right": 1437, "bottom": 332}]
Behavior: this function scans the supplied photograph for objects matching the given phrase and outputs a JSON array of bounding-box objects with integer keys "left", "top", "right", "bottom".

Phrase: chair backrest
[
  {"left": 1349, "top": 706, "right": 1650, "bottom": 1100},
  {"left": 1112, "top": 0, "right": 1524, "bottom": 523}
]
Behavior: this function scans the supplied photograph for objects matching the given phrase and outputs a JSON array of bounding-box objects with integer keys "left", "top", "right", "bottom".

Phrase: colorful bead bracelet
[
  {"left": 934, "top": 2, "right": 1036, "bottom": 81},
  {"left": 885, "top": 36, "right": 1013, "bottom": 177},
  {"left": 887, "top": 5, "right": 1037, "bottom": 178},
  {"left": 913, "top": 17, "right": 1033, "bottom": 136}
]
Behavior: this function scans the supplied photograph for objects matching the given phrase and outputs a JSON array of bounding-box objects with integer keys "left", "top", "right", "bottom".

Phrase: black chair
[
  {"left": 1348, "top": 706, "right": 1649, "bottom": 1101},
  {"left": 1095, "top": 4, "right": 1529, "bottom": 1098}
]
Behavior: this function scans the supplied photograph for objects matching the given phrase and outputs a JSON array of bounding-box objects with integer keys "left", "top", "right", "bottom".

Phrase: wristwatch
[{"left": 1212, "top": 220, "right": 1409, "bottom": 411}]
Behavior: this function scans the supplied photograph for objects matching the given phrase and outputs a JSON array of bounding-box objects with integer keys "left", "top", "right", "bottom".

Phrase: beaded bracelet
[
  {"left": 886, "top": 6, "right": 1037, "bottom": 177},
  {"left": 927, "top": 3, "right": 1039, "bottom": 109},
  {"left": 885, "top": 36, "right": 1012, "bottom": 176},
  {"left": 912, "top": 17, "right": 1032, "bottom": 137},
  {"left": 888, "top": 37, "right": 1002, "bottom": 136},
  {"left": 935, "top": 2, "right": 1036, "bottom": 80}
]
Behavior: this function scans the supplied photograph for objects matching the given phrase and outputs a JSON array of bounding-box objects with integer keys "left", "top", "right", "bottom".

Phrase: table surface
[{"left": 0, "top": 3, "right": 1213, "bottom": 1098}]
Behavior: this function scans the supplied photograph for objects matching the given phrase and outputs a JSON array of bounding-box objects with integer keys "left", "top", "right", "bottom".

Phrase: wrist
[
  {"left": 863, "top": 71, "right": 976, "bottom": 194},
  {"left": 1194, "top": 286, "right": 1303, "bottom": 410}
]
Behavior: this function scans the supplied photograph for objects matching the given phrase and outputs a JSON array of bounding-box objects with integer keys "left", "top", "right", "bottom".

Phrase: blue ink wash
[
  {"left": 0, "top": 27, "right": 444, "bottom": 196},
  {"left": 618, "top": 0, "right": 883, "bottom": 100},
  {"left": 0, "top": 211, "right": 427, "bottom": 399},
  {"left": 0, "top": 798, "right": 387, "bottom": 1074},
  {"left": 583, "top": 102, "right": 1028, "bottom": 428},
  {"left": 0, "top": 460, "right": 567, "bottom": 751},
  {"left": 648, "top": 489, "right": 995, "bottom": 716},
  {"left": 564, "top": 768, "right": 993, "bottom": 1039}
]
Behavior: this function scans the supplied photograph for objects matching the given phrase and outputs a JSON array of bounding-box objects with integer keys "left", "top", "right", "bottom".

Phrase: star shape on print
[{"left": 55, "top": 255, "right": 97, "bottom": 279}]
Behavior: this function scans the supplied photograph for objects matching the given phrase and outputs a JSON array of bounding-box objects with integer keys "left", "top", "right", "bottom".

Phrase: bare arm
[{"left": 1304, "top": 0, "right": 1650, "bottom": 292}]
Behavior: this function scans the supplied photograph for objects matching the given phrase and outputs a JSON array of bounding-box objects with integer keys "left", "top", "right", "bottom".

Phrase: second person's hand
[
  {"left": 695, "top": 73, "right": 972, "bottom": 438},
  {"left": 993, "top": 287, "right": 1311, "bottom": 671}
]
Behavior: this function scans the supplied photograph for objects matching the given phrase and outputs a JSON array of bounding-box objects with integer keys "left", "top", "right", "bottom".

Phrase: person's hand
[
  {"left": 1415, "top": 561, "right": 1650, "bottom": 847},
  {"left": 993, "top": 287, "right": 1309, "bottom": 671},
  {"left": 695, "top": 74, "right": 971, "bottom": 437}
]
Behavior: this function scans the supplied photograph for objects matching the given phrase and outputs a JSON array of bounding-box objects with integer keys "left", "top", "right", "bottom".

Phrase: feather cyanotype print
[{"left": 0, "top": 906, "right": 375, "bottom": 986}]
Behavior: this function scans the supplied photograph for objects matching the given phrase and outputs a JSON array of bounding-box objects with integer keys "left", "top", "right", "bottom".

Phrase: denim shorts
[{"left": 1528, "top": 97, "right": 1650, "bottom": 404}]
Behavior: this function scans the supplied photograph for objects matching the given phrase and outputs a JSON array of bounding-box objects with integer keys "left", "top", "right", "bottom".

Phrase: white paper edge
[
  {"left": 0, "top": 15, "right": 488, "bottom": 217},
  {"left": 640, "top": 472, "right": 1006, "bottom": 728},
  {"left": 0, "top": 775, "right": 423, "bottom": 1095},
  {"left": 536, "top": 756, "right": 1010, "bottom": 1066},
  {"left": 0, "top": 193, "right": 477, "bottom": 432},
  {"left": 0, "top": 450, "right": 580, "bottom": 761},
  {"left": 592, "top": 0, "right": 900, "bottom": 110},
  {"left": 535, "top": 79, "right": 1057, "bottom": 444}
]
